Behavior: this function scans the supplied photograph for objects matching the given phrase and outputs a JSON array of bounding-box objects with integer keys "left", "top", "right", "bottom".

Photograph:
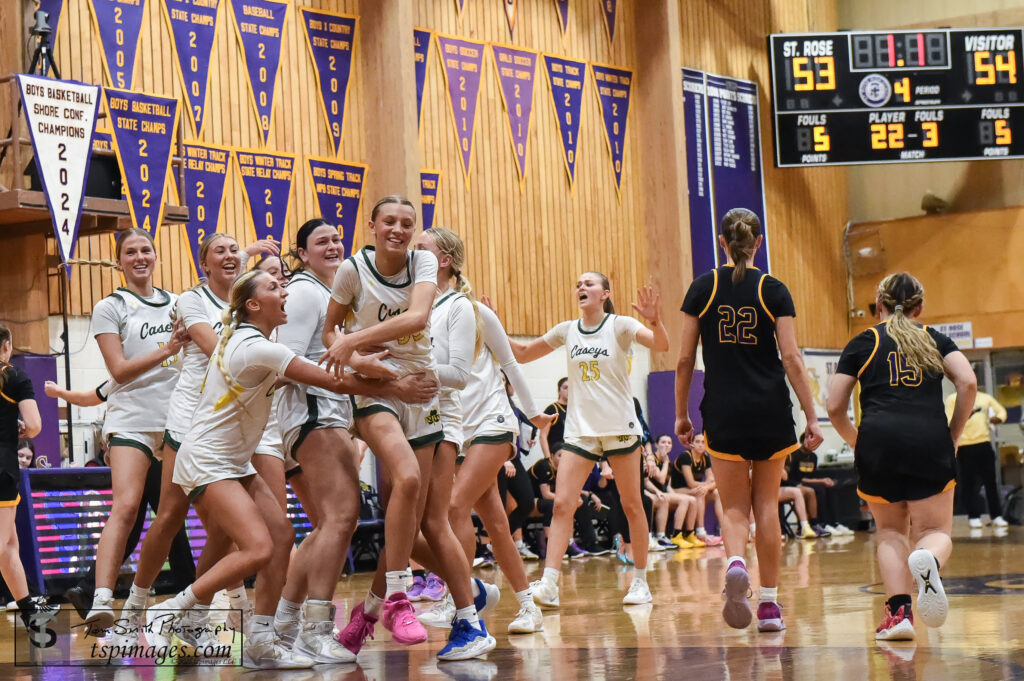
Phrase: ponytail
[
  {"left": 586, "top": 271, "right": 615, "bottom": 314},
  {"left": 425, "top": 227, "right": 485, "bottom": 358},
  {"left": 212, "top": 270, "right": 265, "bottom": 410},
  {"left": 720, "top": 208, "right": 761, "bottom": 283},
  {"left": 455, "top": 271, "right": 486, "bottom": 359},
  {"left": 877, "top": 272, "right": 944, "bottom": 376}
]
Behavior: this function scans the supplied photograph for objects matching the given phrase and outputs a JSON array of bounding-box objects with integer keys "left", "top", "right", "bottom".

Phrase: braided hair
[
  {"left": 425, "top": 227, "right": 484, "bottom": 358},
  {"left": 720, "top": 208, "right": 761, "bottom": 283},
  {"left": 212, "top": 270, "right": 267, "bottom": 410},
  {"left": 876, "top": 272, "right": 943, "bottom": 376}
]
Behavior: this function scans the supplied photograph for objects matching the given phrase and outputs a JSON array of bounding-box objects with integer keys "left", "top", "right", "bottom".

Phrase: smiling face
[
  {"left": 370, "top": 203, "right": 418, "bottom": 257},
  {"left": 117, "top": 234, "right": 157, "bottom": 288},
  {"left": 299, "top": 224, "right": 343, "bottom": 280},
  {"left": 255, "top": 255, "right": 291, "bottom": 285},
  {"left": 575, "top": 272, "right": 609, "bottom": 312},
  {"left": 201, "top": 236, "right": 241, "bottom": 288},
  {"left": 243, "top": 271, "right": 289, "bottom": 329}
]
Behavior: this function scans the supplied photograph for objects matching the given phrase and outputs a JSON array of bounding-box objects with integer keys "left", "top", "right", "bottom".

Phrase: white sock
[
  {"left": 695, "top": 527, "right": 707, "bottom": 537},
  {"left": 542, "top": 568, "right": 560, "bottom": 586},
  {"left": 455, "top": 605, "right": 480, "bottom": 628},
  {"left": 515, "top": 588, "right": 532, "bottom": 609},
  {"left": 93, "top": 587, "right": 113, "bottom": 604},
  {"left": 249, "top": 614, "right": 275, "bottom": 639},
  {"left": 385, "top": 570, "right": 409, "bottom": 597},
  {"left": 227, "top": 586, "right": 248, "bottom": 601},
  {"left": 471, "top": 579, "right": 481, "bottom": 598},
  {"left": 759, "top": 586, "right": 778, "bottom": 603},
  {"left": 801, "top": 521, "right": 813, "bottom": 531},
  {"left": 655, "top": 533, "right": 666, "bottom": 540},
  {"left": 727, "top": 555, "right": 747, "bottom": 568},
  {"left": 171, "top": 585, "right": 198, "bottom": 611},
  {"left": 634, "top": 568, "right": 647, "bottom": 584},
  {"left": 364, "top": 592, "right": 385, "bottom": 618},
  {"left": 274, "top": 598, "right": 301, "bottom": 622},
  {"left": 127, "top": 583, "right": 149, "bottom": 609}
]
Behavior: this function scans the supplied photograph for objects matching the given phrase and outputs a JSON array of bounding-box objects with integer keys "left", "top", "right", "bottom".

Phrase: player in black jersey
[
  {"left": 828, "top": 272, "right": 976, "bottom": 642},
  {"left": 675, "top": 208, "right": 822, "bottom": 633}
]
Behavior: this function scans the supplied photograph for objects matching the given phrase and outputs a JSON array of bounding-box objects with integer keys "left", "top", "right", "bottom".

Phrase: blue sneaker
[
  {"left": 472, "top": 579, "right": 500, "bottom": 616},
  {"left": 437, "top": 618, "right": 496, "bottom": 661}
]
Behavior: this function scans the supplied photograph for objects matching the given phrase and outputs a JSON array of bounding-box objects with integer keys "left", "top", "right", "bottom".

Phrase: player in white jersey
[
  {"left": 85, "top": 228, "right": 188, "bottom": 634},
  {"left": 510, "top": 272, "right": 669, "bottom": 608},
  {"left": 149, "top": 270, "right": 438, "bottom": 669},
  {"left": 270, "top": 219, "right": 368, "bottom": 663},
  {"left": 323, "top": 197, "right": 494, "bottom": 661},
  {"left": 414, "top": 229, "right": 552, "bottom": 635}
]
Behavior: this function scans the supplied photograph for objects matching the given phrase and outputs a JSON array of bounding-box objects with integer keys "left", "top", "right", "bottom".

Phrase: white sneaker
[
  {"left": 294, "top": 601, "right": 356, "bottom": 663},
  {"left": 145, "top": 604, "right": 182, "bottom": 649},
  {"left": 530, "top": 579, "right": 559, "bottom": 609},
  {"left": 177, "top": 609, "right": 228, "bottom": 656},
  {"left": 243, "top": 631, "right": 314, "bottom": 669},
  {"left": 993, "top": 516, "right": 1009, "bottom": 528},
  {"left": 274, "top": 615, "right": 299, "bottom": 647},
  {"left": 908, "top": 548, "right": 947, "bottom": 628},
  {"left": 647, "top": 536, "right": 666, "bottom": 552},
  {"left": 516, "top": 540, "right": 539, "bottom": 561},
  {"left": 226, "top": 596, "right": 252, "bottom": 634},
  {"left": 417, "top": 593, "right": 456, "bottom": 629},
  {"left": 833, "top": 523, "right": 854, "bottom": 536},
  {"left": 111, "top": 607, "right": 145, "bottom": 650},
  {"left": 622, "top": 578, "right": 652, "bottom": 605},
  {"left": 968, "top": 517, "right": 983, "bottom": 529},
  {"left": 507, "top": 601, "right": 544, "bottom": 634},
  {"left": 85, "top": 595, "right": 115, "bottom": 636}
]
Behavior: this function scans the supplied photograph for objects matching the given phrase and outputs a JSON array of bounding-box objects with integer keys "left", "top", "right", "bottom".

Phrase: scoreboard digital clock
[{"left": 769, "top": 29, "right": 1024, "bottom": 166}]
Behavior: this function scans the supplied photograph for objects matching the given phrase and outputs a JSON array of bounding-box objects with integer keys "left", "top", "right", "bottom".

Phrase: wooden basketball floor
[{"left": 4, "top": 519, "right": 1024, "bottom": 680}]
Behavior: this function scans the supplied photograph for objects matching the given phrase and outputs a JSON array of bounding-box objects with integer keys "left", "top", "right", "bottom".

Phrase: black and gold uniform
[
  {"left": 543, "top": 401, "right": 567, "bottom": 452},
  {"left": 670, "top": 450, "right": 709, "bottom": 489},
  {"left": 681, "top": 266, "right": 797, "bottom": 461},
  {"left": 0, "top": 363, "right": 34, "bottom": 506},
  {"left": 836, "top": 322, "right": 959, "bottom": 503}
]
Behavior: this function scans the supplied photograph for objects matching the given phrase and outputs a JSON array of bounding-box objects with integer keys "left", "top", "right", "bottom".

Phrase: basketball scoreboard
[{"left": 769, "top": 29, "right": 1024, "bottom": 166}]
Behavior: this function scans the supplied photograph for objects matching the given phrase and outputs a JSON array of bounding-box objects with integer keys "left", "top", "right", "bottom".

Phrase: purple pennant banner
[
  {"left": 682, "top": 68, "right": 716, "bottom": 279},
  {"left": 591, "top": 64, "right": 632, "bottom": 194},
  {"left": 600, "top": 0, "right": 617, "bottom": 42},
  {"left": 38, "top": 0, "right": 65, "bottom": 46},
  {"left": 492, "top": 45, "right": 538, "bottom": 186},
  {"left": 420, "top": 170, "right": 441, "bottom": 230},
  {"left": 105, "top": 88, "right": 179, "bottom": 238},
  {"left": 414, "top": 28, "right": 432, "bottom": 132},
  {"left": 454, "top": 0, "right": 466, "bottom": 17},
  {"left": 306, "top": 157, "right": 366, "bottom": 257},
  {"left": 17, "top": 75, "right": 100, "bottom": 270},
  {"left": 503, "top": 0, "right": 517, "bottom": 37},
  {"left": 705, "top": 73, "right": 770, "bottom": 272},
  {"left": 300, "top": 8, "right": 357, "bottom": 156},
  {"left": 89, "top": 0, "right": 147, "bottom": 89},
  {"left": 437, "top": 35, "right": 485, "bottom": 181},
  {"left": 163, "top": 0, "right": 219, "bottom": 138},
  {"left": 181, "top": 142, "right": 232, "bottom": 278},
  {"left": 555, "top": 0, "right": 569, "bottom": 34},
  {"left": 235, "top": 149, "right": 295, "bottom": 244},
  {"left": 230, "top": 0, "right": 288, "bottom": 146},
  {"left": 543, "top": 54, "right": 585, "bottom": 186}
]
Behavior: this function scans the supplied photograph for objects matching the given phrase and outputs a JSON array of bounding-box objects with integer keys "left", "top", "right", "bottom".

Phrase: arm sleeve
[
  {"left": 681, "top": 273, "right": 714, "bottom": 316},
  {"left": 92, "top": 297, "right": 124, "bottom": 337},
  {"left": 614, "top": 316, "right": 645, "bottom": 349},
  {"left": 762, "top": 276, "right": 797, "bottom": 318},
  {"left": 330, "top": 259, "right": 361, "bottom": 306},
  {"left": 479, "top": 305, "right": 541, "bottom": 417},
  {"left": 275, "top": 283, "right": 318, "bottom": 356},
  {"left": 412, "top": 250, "right": 439, "bottom": 284},
  {"left": 927, "top": 327, "right": 960, "bottom": 357},
  {"left": 541, "top": 321, "right": 571, "bottom": 350},
  {"left": 178, "top": 290, "right": 214, "bottom": 331},
  {"left": 95, "top": 379, "right": 119, "bottom": 402},
  {"left": 836, "top": 331, "right": 876, "bottom": 377},
  {"left": 435, "top": 297, "right": 475, "bottom": 389}
]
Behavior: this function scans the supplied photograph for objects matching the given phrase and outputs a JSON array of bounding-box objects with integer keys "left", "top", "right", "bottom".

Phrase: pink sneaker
[
  {"left": 722, "top": 560, "right": 753, "bottom": 629},
  {"left": 756, "top": 601, "right": 785, "bottom": 632},
  {"left": 408, "top": 575, "right": 427, "bottom": 601},
  {"left": 421, "top": 573, "right": 446, "bottom": 602},
  {"left": 335, "top": 602, "right": 377, "bottom": 655},
  {"left": 701, "top": 534, "right": 723, "bottom": 546},
  {"left": 382, "top": 593, "right": 428, "bottom": 645}
]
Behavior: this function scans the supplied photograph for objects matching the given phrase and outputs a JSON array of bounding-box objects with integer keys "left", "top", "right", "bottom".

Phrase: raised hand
[{"left": 631, "top": 285, "right": 662, "bottom": 323}]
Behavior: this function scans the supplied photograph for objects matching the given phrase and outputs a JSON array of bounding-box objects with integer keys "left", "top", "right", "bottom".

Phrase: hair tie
[{"left": 894, "top": 304, "right": 903, "bottom": 312}]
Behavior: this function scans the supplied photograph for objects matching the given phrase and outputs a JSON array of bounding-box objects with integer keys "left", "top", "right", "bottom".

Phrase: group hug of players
[{"left": 20, "top": 198, "right": 973, "bottom": 667}]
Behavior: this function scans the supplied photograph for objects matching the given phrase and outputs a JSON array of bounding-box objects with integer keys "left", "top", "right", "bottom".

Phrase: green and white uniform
[
  {"left": 92, "top": 287, "right": 180, "bottom": 460},
  {"left": 430, "top": 290, "right": 476, "bottom": 453}
]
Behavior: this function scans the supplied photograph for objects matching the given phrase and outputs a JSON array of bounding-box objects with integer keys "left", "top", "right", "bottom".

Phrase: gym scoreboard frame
[{"left": 769, "top": 29, "right": 1024, "bottom": 166}]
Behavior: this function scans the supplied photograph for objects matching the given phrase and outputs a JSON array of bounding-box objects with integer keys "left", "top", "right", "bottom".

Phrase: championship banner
[
  {"left": 89, "top": 0, "right": 147, "bottom": 89},
  {"left": 492, "top": 44, "right": 538, "bottom": 187},
  {"left": 163, "top": 0, "right": 220, "bottom": 138},
  {"left": 705, "top": 73, "right": 770, "bottom": 272},
  {"left": 181, "top": 142, "right": 232, "bottom": 278},
  {"left": 591, "top": 63, "right": 632, "bottom": 195},
  {"left": 414, "top": 28, "right": 432, "bottom": 132},
  {"left": 601, "top": 0, "right": 617, "bottom": 43},
  {"left": 230, "top": 0, "right": 288, "bottom": 146},
  {"left": 306, "top": 157, "right": 366, "bottom": 257},
  {"left": 420, "top": 170, "right": 441, "bottom": 230},
  {"left": 437, "top": 35, "right": 486, "bottom": 181},
  {"left": 543, "top": 54, "right": 585, "bottom": 186},
  {"left": 104, "top": 88, "right": 179, "bottom": 238},
  {"left": 38, "top": 0, "right": 65, "bottom": 46},
  {"left": 454, "top": 0, "right": 466, "bottom": 18},
  {"left": 555, "top": 0, "right": 569, "bottom": 35},
  {"left": 682, "top": 68, "right": 716, "bottom": 279},
  {"left": 16, "top": 75, "right": 100, "bottom": 269},
  {"left": 503, "top": 0, "right": 517, "bottom": 37},
  {"left": 299, "top": 8, "right": 357, "bottom": 156},
  {"left": 235, "top": 149, "right": 295, "bottom": 244}
]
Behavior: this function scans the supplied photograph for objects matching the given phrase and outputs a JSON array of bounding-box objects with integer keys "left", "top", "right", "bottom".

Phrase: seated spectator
[
  {"left": 529, "top": 443, "right": 598, "bottom": 558},
  {"left": 17, "top": 439, "right": 35, "bottom": 469},
  {"left": 779, "top": 466, "right": 822, "bottom": 539},
  {"left": 644, "top": 448, "right": 701, "bottom": 549},
  {"left": 667, "top": 434, "right": 723, "bottom": 544}
]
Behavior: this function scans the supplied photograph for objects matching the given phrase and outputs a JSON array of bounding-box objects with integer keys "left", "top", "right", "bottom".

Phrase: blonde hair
[
  {"left": 720, "top": 208, "right": 761, "bottom": 283},
  {"left": 212, "top": 270, "right": 267, "bottom": 410},
  {"left": 370, "top": 194, "right": 416, "bottom": 221},
  {"left": 427, "top": 227, "right": 484, "bottom": 358},
  {"left": 115, "top": 228, "right": 156, "bottom": 260},
  {"left": 877, "top": 272, "right": 944, "bottom": 376},
  {"left": 192, "top": 232, "right": 237, "bottom": 290}
]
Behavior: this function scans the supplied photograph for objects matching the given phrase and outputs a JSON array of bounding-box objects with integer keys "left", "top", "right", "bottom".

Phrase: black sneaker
[
  {"left": 63, "top": 586, "right": 90, "bottom": 620},
  {"left": 20, "top": 598, "right": 59, "bottom": 635},
  {"left": 813, "top": 524, "right": 831, "bottom": 537}
]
